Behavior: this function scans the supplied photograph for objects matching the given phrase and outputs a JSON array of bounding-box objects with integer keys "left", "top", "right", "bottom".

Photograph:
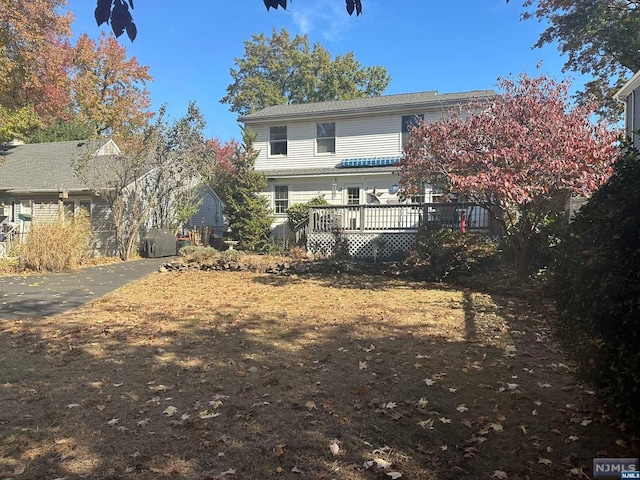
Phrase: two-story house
[
  {"left": 615, "top": 70, "right": 640, "bottom": 150},
  {"left": 239, "top": 89, "right": 496, "bottom": 246}
]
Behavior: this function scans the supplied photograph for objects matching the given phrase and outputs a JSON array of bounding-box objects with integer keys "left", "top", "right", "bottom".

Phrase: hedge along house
[
  {"left": 0, "top": 139, "right": 122, "bottom": 256},
  {"left": 239, "top": 90, "right": 497, "bottom": 257}
]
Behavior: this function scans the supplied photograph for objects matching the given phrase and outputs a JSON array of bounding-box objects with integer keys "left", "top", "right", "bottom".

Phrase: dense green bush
[
  {"left": 286, "top": 196, "right": 329, "bottom": 229},
  {"left": 552, "top": 148, "right": 640, "bottom": 430},
  {"left": 403, "top": 226, "right": 499, "bottom": 281}
]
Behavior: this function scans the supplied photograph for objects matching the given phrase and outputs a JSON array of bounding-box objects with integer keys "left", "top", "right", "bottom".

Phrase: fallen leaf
[
  {"left": 439, "top": 417, "right": 452, "bottom": 424},
  {"left": 385, "top": 402, "right": 397, "bottom": 409},
  {"left": 424, "top": 379, "right": 435, "bottom": 386},
  {"left": 417, "top": 397, "right": 428, "bottom": 408},
  {"left": 291, "top": 466, "right": 304, "bottom": 474},
  {"left": 66, "top": 403, "right": 80, "bottom": 409},
  {"left": 569, "top": 466, "right": 589, "bottom": 478},
  {"left": 456, "top": 404, "right": 468, "bottom": 413},
  {"left": 180, "top": 413, "right": 190, "bottom": 421},
  {"left": 305, "top": 400, "right": 317, "bottom": 411},
  {"left": 489, "top": 423, "right": 503, "bottom": 432},
  {"left": 417, "top": 419, "right": 434, "bottom": 429},
  {"left": 359, "top": 361, "right": 368, "bottom": 370},
  {"left": 273, "top": 444, "right": 285, "bottom": 457},
  {"left": 493, "top": 470, "right": 508, "bottom": 479},
  {"left": 329, "top": 441, "right": 340, "bottom": 455},
  {"left": 506, "top": 383, "right": 519, "bottom": 390},
  {"left": 386, "top": 472, "right": 402, "bottom": 479},
  {"left": 374, "top": 458, "right": 392, "bottom": 468},
  {"left": 162, "top": 406, "right": 177, "bottom": 417},
  {"left": 538, "top": 458, "right": 552, "bottom": 465},
  {"left": 538, "top": 383, "right": 552, "bottom": 388},
  {"left": 107, "top": 417, "right": 119, "bottom": 426},
  {"left": 449, "top": 387, "right": 457, "bottom": 393},
  {"left": 199, "top": 410, "right": 221, "bottom": 419}
]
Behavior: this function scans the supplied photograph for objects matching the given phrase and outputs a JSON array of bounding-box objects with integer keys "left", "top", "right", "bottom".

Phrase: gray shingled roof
[
  {"left": 0, "top": 140, "right": 100, "bottom": 192},
  {"left": 239, "top": 90, "right": 496, "bottom": 123}
]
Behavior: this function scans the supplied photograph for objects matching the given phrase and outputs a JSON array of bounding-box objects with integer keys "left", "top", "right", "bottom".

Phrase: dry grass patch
[{"left": 0, "top": 270, "right": 637, "bottom": 480}]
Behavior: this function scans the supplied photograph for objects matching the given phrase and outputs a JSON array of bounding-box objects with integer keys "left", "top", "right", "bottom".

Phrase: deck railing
[
  {"left": 309, "top": 204, "right": 423, "bottom": 233},
  {"left": 307, "top": 202, "right": 501, "bottom": 235}
]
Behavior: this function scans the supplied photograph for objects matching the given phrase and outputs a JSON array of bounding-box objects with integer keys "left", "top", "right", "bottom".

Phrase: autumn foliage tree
[
  {"left": 0, "top": 0, "right": 74, "bottom": 141},
  {"left": 72, "top": 32, "right": 153, "bottom": 139},
  {"left": 400, "top": 74, "right": 620, "bottom": 276}
]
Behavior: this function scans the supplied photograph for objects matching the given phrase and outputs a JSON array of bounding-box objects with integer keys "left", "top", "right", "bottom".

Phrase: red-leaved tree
[{"left": 400, "top": 73, "right": 620, "bottom": 275}]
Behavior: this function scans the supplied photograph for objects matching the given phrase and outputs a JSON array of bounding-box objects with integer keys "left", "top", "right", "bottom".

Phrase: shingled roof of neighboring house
[
  {"left": 0, "top": 140, "right": 114, "bottom": 192},
  {"left": 239, "top": 89, "right": 496, "bottom": 123}
]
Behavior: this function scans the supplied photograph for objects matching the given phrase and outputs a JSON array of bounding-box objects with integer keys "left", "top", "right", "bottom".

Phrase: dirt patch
[{"left": 0, "top": 269, "right": 637, "bottom": 479}]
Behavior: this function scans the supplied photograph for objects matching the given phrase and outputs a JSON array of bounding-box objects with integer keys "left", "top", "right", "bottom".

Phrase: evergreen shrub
[{"left": 551, "top": 149, "right": 640, "bottom": 429}]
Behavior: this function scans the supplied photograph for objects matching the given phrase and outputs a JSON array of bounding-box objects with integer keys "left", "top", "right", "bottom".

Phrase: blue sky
[{"left": 63, "top": 0, "right": 584, "bottom": 142}]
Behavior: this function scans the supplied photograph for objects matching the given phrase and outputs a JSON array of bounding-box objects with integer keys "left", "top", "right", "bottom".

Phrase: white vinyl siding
[{"left": 253, "top": 116, "right": 401, "bottom": 171}]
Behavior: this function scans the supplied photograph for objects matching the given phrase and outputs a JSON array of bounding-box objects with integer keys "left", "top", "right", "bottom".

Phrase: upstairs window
[
  {"left": 402, "top": 114, "right": 424, "bottom": 148},
  {"left": 274, "top": 185, "right": 289, "bottom": 214},
  {"left": 316, "top": 122, "right": 335, "bottom": 154},
  {"left": 269, "top": 126, "right": 287, "bottom": 156}
]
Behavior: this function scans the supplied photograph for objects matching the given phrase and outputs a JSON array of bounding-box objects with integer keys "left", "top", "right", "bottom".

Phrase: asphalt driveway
[{"left": 0, "top": 257, "right": 169, "bottom": 320}]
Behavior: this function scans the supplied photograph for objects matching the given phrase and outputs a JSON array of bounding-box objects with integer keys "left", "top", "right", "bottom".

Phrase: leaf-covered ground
[{"left": 0, "top": 269, "right": 637, "bottom": 479}]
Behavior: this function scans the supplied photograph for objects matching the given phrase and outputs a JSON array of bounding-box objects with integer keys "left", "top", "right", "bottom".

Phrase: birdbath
[{"left": 223, "top": 240, "right": 239, "bottom": 250}]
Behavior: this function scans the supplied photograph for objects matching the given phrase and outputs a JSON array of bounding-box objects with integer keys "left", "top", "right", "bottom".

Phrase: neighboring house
[
  {"left": 0, "top": 139, "right": 121, "bottom": 256},
  {"left": 615, "top": 70, "right": 640, "bottom": 150},
  {"left": 0, "top": 140, "right": 223, "bottom": 257},
  {"left": 184, "top": 183, "right": 225, "bottom": 239},
  {"left": 239, "top": 89, "right": 496, "bottom": 255}
]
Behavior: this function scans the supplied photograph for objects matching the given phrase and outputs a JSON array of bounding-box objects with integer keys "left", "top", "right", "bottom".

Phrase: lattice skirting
[{"left": 307, "top": 232, "right": 417, "bottom": 259}]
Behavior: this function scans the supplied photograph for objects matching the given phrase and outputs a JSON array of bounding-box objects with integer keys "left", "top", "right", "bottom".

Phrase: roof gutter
[{"left": 3, "top": 188, "right": 92, "bottom": 194}]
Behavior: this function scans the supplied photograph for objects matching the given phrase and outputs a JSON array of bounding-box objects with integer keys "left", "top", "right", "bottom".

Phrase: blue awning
[{"left": 340, "top": 156, "right": 401, "bottom": 168}]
